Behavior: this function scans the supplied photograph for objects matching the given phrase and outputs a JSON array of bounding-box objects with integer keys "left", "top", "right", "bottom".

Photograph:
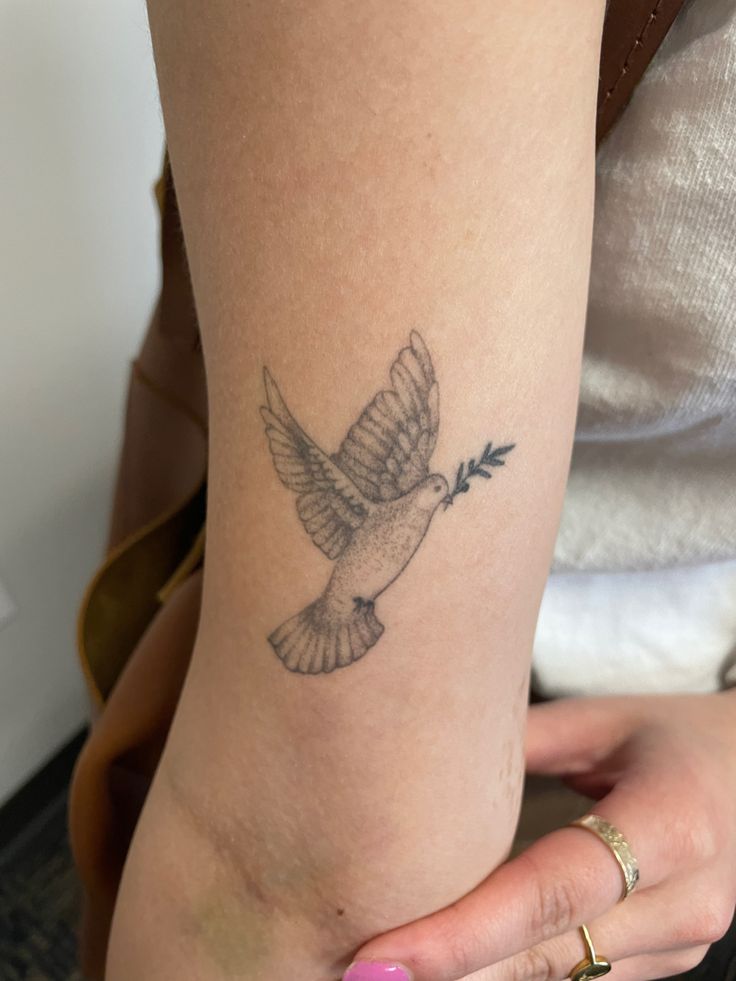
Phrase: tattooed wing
[
  {"left": 334, "top": 330, "right": 439, "bottom": 502},
  {"left": 260, "top": 369, "right": 371, "bottom": 559}
]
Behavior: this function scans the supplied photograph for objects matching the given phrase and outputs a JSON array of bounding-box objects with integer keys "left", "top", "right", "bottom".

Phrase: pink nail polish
[{"left": 344, "top": 962, "right": 411, "bottom": 981}]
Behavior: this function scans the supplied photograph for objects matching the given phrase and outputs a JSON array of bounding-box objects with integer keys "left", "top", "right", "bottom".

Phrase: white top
[{"left": 534, "top": 0, "right": 736, "bottom": 696}]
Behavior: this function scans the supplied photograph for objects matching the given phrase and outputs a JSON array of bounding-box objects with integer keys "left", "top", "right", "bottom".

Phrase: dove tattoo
[{"left": 261, "top": 331, "right": 512, "bottom": 674}]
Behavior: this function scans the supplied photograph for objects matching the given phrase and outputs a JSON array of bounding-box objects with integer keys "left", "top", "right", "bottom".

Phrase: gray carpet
[{"left": 0, "top": 794, "right": 83, "bottom": 981}]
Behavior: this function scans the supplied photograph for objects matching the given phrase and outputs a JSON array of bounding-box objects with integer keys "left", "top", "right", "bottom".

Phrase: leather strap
[{"left": 597, "top": 0, "right": 688, "bottom": 146}]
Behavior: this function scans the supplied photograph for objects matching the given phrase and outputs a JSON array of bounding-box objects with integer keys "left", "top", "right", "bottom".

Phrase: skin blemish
[{"left": 194, "top": 893, "right": 273, "bottom": 977}]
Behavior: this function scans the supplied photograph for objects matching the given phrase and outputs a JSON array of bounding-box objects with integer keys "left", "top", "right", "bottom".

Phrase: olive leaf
[{"left": 443, "top": 440, "right": 515, "bottom": 508}]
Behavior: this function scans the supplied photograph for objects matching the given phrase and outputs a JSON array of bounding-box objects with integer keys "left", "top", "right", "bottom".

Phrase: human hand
[{"left": 343, "top": 692, "right": 736, "bottom": 981}]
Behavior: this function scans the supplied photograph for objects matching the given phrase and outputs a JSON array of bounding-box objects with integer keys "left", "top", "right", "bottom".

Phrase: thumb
[{"left": 525, "top": 695, "right": 640, "bottom": 775}]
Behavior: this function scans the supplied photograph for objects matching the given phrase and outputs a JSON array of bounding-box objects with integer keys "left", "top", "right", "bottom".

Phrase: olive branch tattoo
[{"left": 443, "top": 442, "right": 516, "bottom": 508}]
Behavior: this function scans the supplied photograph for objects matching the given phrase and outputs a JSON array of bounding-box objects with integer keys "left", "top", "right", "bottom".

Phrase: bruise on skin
[
  {"left": 193, "top": 892, "right": 273, "bottom": 977},
  {"left": 167, "top": 768, "right": 368, "bottom": 972},
  {"left": 186, "top": 847, "right": 360, "bottom": 976},
  {"left": 189, "top": 874, "right": 365, "bottom": 978}
]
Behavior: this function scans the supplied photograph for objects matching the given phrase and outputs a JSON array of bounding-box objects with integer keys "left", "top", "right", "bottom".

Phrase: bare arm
[{"left": 108, "top": 2, "right": 604, "bottom": 978}]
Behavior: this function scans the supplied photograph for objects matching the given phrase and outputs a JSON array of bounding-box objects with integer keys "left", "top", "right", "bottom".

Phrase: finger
[
  {"left": 457, "top": 949, "right": 711, "bottom": 981},
  {"left": 350, "top": 788, "right": 679, "bottom": 981},
  {"left": 525, "top": 697, "right": 642, "bottom": 774},
  {"left": 482, "top": 873, "right": 728, "bottom": 981},
  {"left": 577, "top": 946, "right": 711, "bottom": 981},
  {"left": 461, "top": 946, "right": 712, "bottom": 981}
]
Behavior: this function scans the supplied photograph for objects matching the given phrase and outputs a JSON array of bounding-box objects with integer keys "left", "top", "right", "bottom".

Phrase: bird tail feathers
[{"left": 269, "top": 598, "right": 384, "bottom": 674}]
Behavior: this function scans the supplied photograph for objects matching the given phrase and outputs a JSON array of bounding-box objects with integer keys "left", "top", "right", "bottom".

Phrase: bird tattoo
[{"left": 261, "top": 331, "right": 514, "bottom": 674}]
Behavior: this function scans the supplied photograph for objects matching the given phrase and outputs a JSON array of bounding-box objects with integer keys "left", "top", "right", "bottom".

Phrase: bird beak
[{"left": 442, "top": 494, "right": 453, "bottom": 509}]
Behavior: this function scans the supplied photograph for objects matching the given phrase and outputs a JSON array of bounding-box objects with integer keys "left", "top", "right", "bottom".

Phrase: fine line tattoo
[
  {"left": 443, "top": 441, "right": 515, "bottom": 508},
  {"left": 260, "top": 331, "right": 515, "bottom": 674}
]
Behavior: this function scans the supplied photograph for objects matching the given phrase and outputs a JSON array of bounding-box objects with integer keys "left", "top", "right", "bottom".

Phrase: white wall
[{"left": 0, "top": 0, "right": 164, "bottom": 805}]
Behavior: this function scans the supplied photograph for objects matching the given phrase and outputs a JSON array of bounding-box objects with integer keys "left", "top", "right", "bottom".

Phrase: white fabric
[
  {"left": 554, "top": 0, "right": 736, "bottom": 574},
  {"left": 534, "top": 560, "right": 736, "bottom": 697},
  {"left": 535, "top": 0, "right": 736, "bottom": 696}
]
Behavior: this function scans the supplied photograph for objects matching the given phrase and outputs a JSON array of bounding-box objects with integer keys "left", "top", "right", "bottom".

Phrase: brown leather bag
[{"left": 68, "top": 4, "right": 687, "bottom": 975}]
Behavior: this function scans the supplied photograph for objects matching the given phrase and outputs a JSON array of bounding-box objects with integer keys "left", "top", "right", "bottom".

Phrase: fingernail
[{"left": 343, "top": 962, "right": 411, "bottom": 981}]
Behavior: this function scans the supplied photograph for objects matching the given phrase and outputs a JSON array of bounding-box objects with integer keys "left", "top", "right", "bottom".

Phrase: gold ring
[
  {"left": 570, "top": 814, "right": 640, "bottom": 901},
  {"left": 569, "top": 923, "right": 611, "bottom": 980}
]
